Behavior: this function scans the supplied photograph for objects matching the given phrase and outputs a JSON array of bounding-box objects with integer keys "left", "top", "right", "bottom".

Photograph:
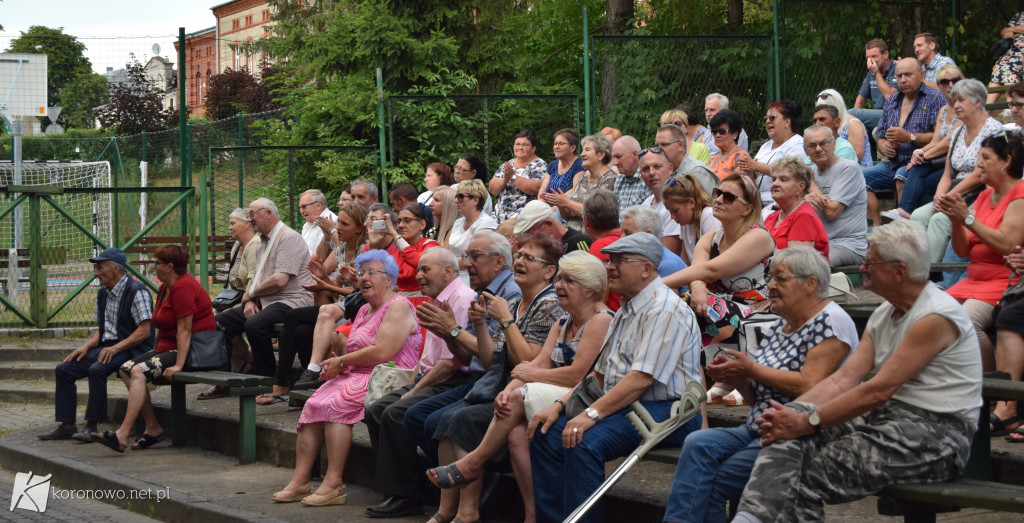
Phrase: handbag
[
  {"left": 185, "top": 328, "right": 229, "bottom": 371},
  {"left": 991, "top": 37, "right": 1013, "bottom": 57},
  {"left": 343, "top": 291, "right": 367, "bottom": 321},
  {"left": 565, "top": 375, "right": 606, "bottom": 419},
  {"left": 927, "top": 155, "right": 948, "bottom": 169},
  {"left": 1002, "top": 275, "right": 1024, "bottom": 305},
  {"left": 212, "top": 244, "right": 243, "bottom": 312},
  {"left": 364, "top": 362, "right": 416, "bottom": 408},
  {"left": 827, "top": 272, "right": 859, "bottom": 302}
]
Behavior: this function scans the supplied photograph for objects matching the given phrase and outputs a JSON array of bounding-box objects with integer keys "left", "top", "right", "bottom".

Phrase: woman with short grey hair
[{"left": 543, "top": 134, "right": 617, "bottom": 232}]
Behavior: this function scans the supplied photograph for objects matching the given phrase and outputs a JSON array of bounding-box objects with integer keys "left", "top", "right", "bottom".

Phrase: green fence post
[
  {"left": 179, "top": 27, "right": 189, "bottom": 240},
  {"left": 772, "top": 0, "right": 782, "bottom": 100},
  {"left": 27, "top": 193, "right": 45, "bottom": 328},
  {"left": 376, "top": 68, "right": 388, "bottom": 201},
  {"left": 112, "top": 139, "right": 120, "bottom": 245},
  {"left": 199, "top": 162, "right": 210, "bottom": 292},
  {"left": 582, "top": 5, "right": 592, "bottom": 136},
  {"left": 950, "top": 0, "right": 959, "bottom": 60}
]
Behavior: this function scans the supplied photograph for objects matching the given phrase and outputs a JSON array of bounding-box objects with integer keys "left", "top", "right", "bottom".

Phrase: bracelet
[{"left": 554, "top": 398, "right": 566, "bottom": 410}]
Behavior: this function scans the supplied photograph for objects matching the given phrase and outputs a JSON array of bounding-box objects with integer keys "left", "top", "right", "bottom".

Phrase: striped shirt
[
  {"left": 613, "top": 170, "right": 652, "bottom": 212},
  {"left": 595, "top": 277, "right": 702, "bottom": 401},
  {"left": 253, "top": 222, "right": 314, "bottom": 309},
  {"left": 96, "top": 274, "right": 154, "bottom": 342}
]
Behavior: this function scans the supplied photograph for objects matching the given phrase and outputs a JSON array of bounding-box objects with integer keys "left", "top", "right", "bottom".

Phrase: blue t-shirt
[
  {"left": 858, "top": 60, "right": 898, "bottom": 109},
  {"left": 545, "top": 157, "right": 584, "bottom": 194},
  {"left": 659, "top": 246, "right": 688, "bottom": 293}
]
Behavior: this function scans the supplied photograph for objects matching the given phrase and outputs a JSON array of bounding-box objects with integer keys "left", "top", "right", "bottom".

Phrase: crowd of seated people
[{"left": 37, "top": 30, "right": 1024, "bottom": 520}]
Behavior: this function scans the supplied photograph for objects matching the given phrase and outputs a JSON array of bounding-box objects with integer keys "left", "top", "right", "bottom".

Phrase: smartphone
[{"left": 372, "top": 220, "right": 387, "bottom": 231}]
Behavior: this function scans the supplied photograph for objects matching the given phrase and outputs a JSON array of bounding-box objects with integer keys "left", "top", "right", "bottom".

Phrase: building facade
[
  {"left": 173, "top": 27, "right": 217, "bottom": 116},
  {"left": 212, "top": 0, "right": 274, "bottom": 76}
]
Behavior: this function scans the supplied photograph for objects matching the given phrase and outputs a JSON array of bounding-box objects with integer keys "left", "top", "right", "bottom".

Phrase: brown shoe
[{"left": 271, "top": 483, "right": 310, "bottom": 503}]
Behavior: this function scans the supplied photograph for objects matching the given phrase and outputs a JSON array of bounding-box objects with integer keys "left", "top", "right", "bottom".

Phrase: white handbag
[
  {"left": 363, "top": 362, "right": 416, "bottom": 408},
  {"left": 828, "top": 272, "right": 858, "bottom": 302}
]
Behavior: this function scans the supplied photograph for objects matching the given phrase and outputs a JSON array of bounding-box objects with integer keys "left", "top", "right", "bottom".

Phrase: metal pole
[
  {"left": 582, "top": 5, "right": 592, "bottom": 136},
  {"left": 198, "top": 153, "right": 210, "bottom": 293},
  {"left": 178, "top": 28, "right": 190, "bottom": 240},
  {"left": 772, "top": 0, "right": 782, "bottom": 100},
  {"left": 950, "top": 0, "right": 959, "bottom": 60},
  {"left": 28, "top": 192, "right": 45, "bottom": 327},
  {"left": 376, "top": 68, "right": 388, "bottom": 201}
]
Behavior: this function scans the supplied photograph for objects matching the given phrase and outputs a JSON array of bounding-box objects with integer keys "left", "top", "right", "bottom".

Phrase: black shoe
[
  {"left": 365, "top": 496, "right": 423, "bottom": 518},
  {"left": 38, "top": 425, "right": 77, "bottom": 440},
  {"left": 292, "top": 369, "right": 322, "bottom": 390},
  {"left": 71, "top": 427, "right": 95, "bottom": 443}
]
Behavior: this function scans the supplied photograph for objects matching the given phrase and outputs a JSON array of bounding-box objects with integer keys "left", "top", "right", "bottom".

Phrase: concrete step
[
  {"left": 0, "top": 361, "right": 68, "bottom": 381},
  {"left": 0, "top": 343, "right": 78, "bottom": 362},
  {"left": 0, "top": 379, "right": 128, "bottom": 405}
]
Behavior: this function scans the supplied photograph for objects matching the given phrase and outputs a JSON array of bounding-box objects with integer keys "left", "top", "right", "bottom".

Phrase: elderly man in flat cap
[{"left": 527, "top": 232, "right": 704, "bottom": 523}]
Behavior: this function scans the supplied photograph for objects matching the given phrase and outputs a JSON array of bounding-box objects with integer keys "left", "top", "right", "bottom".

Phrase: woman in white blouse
[{"left": 738, "top": 100, "right": 805, "bottom": 209}]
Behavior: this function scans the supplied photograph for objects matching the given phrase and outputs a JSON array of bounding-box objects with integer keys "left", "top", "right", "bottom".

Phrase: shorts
[
  {"left": 120, "top": 349, "right": 178, "bottom": 384},
  {"left": 995, "top": 296, "right": 1024, "bottom": 336}
]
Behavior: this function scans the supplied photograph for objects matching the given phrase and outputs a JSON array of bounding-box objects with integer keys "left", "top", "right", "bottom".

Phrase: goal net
[{"left": 0, "top": 161, "right": 113, "bottom": 285}]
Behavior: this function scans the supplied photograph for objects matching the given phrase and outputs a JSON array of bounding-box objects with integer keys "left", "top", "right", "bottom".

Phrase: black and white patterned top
[
  {"left": 493, "top": 157, "right": 547, "bottom": 223},
  {"left": 746, "top": 301, "right": 858, "bottom": 430}
]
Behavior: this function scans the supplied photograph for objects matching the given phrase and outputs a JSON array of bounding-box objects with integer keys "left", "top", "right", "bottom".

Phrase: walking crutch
[{"left": 564, "top": 380, "right": 706, "bottom": 523}]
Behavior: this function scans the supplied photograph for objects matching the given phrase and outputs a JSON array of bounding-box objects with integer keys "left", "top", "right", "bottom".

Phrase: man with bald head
[
  {"left": 862, "top": 57, "right": 945, "bottom": 227},
  {"left": 611, "top": 136, "right": 651, "bottom": 212}
]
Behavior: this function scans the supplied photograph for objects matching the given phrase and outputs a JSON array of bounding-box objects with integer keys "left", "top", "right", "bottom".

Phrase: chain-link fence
[
  {"left": 386, "top": 94, "right": 579, "bottom": 187},
  {"left": 591, "top": 35, "right": 774, "bottom": 147}
]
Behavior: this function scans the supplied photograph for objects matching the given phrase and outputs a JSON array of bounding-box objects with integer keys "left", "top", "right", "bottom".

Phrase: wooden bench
[
  {"left": 834, "top": 262, "right": 969, "bottom": 276},
  {"left": 0, "top": 246, "right": 68, "bottom": 288},
  {"left": 124, "top": 236, "right": 234, "bottom": 280},
  {"left": 876, "top": 376, "right": 1024, "bottom": 521},
  {"left": 170, "top": 370, "right": 273, "bottom": 464}
]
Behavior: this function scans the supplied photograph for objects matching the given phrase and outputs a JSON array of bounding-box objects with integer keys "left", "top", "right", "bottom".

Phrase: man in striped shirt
[{"left": 529, "top": 232, "right": 703, "bottom": 523}]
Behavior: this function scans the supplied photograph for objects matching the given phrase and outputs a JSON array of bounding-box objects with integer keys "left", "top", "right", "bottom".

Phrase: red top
[
  {"left": 765, "top": 201, "right": 830, "bottom": 260},
  {"left": 948, "top": 183, "right": 1024, "bottom": 305},
  {"left": 152, "top": 274, "right": 217, "bottom": 353},
  {"left": 366, "top": 237, "right": 440, "bottom": 293},
  {"left": 588, "top": 230, "right": 622, "bottom": 312}
]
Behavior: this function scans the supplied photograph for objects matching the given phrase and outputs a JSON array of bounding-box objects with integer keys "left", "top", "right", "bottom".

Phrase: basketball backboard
[{"left": 0, "top": 53, "right": 48, "bottom": 118}]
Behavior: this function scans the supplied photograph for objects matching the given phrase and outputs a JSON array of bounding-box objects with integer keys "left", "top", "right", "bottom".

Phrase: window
[
  {"left": 245, "top": 15, "right": 253, "bottom": 26},
  {"left": 232, "top": 19, "right": 240, "bottom": 30},
  {"left": 262, "top": 9, "right": 270, "bottom": 22}
]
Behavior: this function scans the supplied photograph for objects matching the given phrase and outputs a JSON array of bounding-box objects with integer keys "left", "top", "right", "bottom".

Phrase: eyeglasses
[
  {"left": 461, "top": 252, "right": 500, "bottom": 264},
  {"left": 712, "top": 187, "right": 749, "bottom": 205},
  {"left": 803, "top": 139, "right": 833, "bottom": 151},
  {"left": 709, "top": 128, "right": 732, "bottom": 136},
  {"left": 514, "top": 142, "right": 534, "bottom": 148},
  {"left": 603, "top": 256, "right": 647, "bottom": 266},
  {"left": 555, "top": 274, "right": 581, "bottom": 286},
  {"left": 1009, "top": 102, "right": 1024, "bottom": 110},
  {"left": 357, "top": 269, "right": 387, "bottom": 278},
  {"left": 640, "top": 146, "right": 671, "bottom": 160},
  {"left": 247, "top": 207, "right": 268, "bottom": 218},
  {"left": 397, "top": 217, "right": 422, "bottom": 224},
  {"left": 861, "top": 259, "right": 899, "bottom": 268},
  {"left": 768, "top": 272, "right": 802, "bottom": 283},
  {"left": 553, "top": 141, "right": 570, "bottom": 146},
  {"left": 454, "top": 165, "right": 472, "bottom": 173},
  {"left": 512, "top": 252, "right": 552, "bottom": 265},
  {"left": 455, "top": 193, "right": 474, "bottom": 201},
  {"left": 938, "top": 77, "right": 962, "bottom": 87},
  {"left": 764, "top": 114, "right": 780, "bottom": 123},
  {"left": 299, "top": 202, "right": 316, "bottom": 211},
  {"left": 664, "top": 176, "right": 692, "bottom": 190},
  {"left": 672, "top": 120, "right": 686, "bottom": 128}
]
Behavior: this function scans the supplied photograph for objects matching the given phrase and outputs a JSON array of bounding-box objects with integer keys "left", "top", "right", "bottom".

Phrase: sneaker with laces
[{"left": 292, "top": 369, "right": 322, "bottom": 390}]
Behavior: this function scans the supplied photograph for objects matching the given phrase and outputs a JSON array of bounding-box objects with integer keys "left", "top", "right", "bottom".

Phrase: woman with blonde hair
[
  {"left": 662, "top": 173, "right": 721, "bottom": 265},
  {"left": 661, "top": 108, "right": 711, "bottom": 164},
  {"left": 428, "top": 186, "right": 458, "bottom": 247},
  {"left": 815, "top": 88, "right": 871, "bottom": 168},
  {"left": 450, "top": 179, "right": 499, "bottom": 284}
]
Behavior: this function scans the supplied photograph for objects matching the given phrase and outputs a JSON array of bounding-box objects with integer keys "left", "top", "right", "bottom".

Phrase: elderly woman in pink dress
[{"left": 271, "top": 249, "right": 422, "bottom": 506}]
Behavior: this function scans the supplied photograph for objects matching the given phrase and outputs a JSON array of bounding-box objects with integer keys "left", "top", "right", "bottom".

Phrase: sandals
[
  {"left": 426, "top": 463, "right": 472, "bottom": 489},
  {"left": 429, "top": 513, "right": 455, "bottom": 523},
  {"left": 271, "top": 483, "right": 310, "bottom": 503},
  {"left": 256, "top": 393, "right": 289, "bottom": 406},
  {"left": 991, "top": 412, "right": 1021, "bottom": 437},
  {"left": 1006, "top": 426, "right": 1024, "bottom": 443},
  {"left": 300, "top": 485, "right": 347, "bottom": 506},
  {"left": 91, "top": 430, "right": 126, "bottom": 453},
  {"left": 132, "top": 433, "right": 166, "bottom": 450},
  {"left": 197, "top": 385, "right": 227, "bottom": 400}
]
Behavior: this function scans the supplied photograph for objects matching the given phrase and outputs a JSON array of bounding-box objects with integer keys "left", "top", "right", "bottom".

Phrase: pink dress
[
  {"left": 948, "top": 182, "right": 1024, "bottom": 305},
  {"left": 297, "top": 295, "right": 421, "bottom": 429}
]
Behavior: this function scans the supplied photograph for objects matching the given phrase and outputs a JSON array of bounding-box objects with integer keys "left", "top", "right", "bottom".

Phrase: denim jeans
[
  {"left": 663, "top": 425, "right": 761, "bottom": 523},
  {"left": 848, "top": 108, "right": 882, "bottom": 130},
  {"left": 530, "top": 401, "right": 701, "bottom": 523},
  {"left": 939, "top": 241, "right": 969, "bottom": 290},
  {"left": 862, "top": 161, "right": 894, "bottom": 192},
  {"left": 404, "top": 382, "right": 474, "bottom": 465},
  {"left": 898, "top": 164, "right": 944, "bottom": 213}
]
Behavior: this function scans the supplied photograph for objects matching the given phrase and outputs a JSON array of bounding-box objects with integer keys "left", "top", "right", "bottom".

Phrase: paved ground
[{"left": 0, "top": 467, "right": 160, "bottom": 522}]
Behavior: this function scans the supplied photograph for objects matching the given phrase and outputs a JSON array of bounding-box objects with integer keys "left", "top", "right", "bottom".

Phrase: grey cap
[
  {"left": 600, "top": 232, "right": 663, "bottom": 266},
  {"left": 89, "top": 247, "right": 127, "bottom": 267}
]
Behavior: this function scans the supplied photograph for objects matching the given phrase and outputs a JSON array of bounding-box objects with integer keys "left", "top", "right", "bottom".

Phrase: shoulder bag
[
  {"left": 364, "top": 361, "right": 417, "bottom": 408},
  {"left": 185, "top": 327, "right": 229, "bottom": 371},
  {"left": 212, "top": 245, "right": 243, "bottom": 312}
]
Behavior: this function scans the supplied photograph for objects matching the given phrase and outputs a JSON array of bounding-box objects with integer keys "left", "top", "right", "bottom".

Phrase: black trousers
[
  {"left": 274, "top": 305, "right": 322, "bottom": 386},
  {"left": 215, "top": 302, "right": 292, "bottom": 378}
]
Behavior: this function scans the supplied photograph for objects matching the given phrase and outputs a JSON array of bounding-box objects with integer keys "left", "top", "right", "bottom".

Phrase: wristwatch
[
  {"left": 807, "top": 411, "right": 822, "bottom": 433},
  {"left": 964, "top": 213, "right": 976, "bottom": 228},
  {"left": 585, "top": 407, "right": 600, "bottom": 421},
  {"left": 909, "top": 133, "right": 917, "bottom": 144},
  {"left": 500, "top": 319, "right": 515, "bottom": 330},
  {"left": 449, "top": 326, "right": 462, "bottom": 338}
]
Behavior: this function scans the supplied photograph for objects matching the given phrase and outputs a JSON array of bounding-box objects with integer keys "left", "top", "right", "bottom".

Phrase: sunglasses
[
  {"left": 709, "top": 128, "right": 733, "bottom": 136},
  {"left": 712, "top": 187, "right": 749, "bottom": 205},
  {"left": 938, "top": 77, "right": 962, "bottom": 87},
  {"left": 763, "top": 114, "right": 780, "bottom": 123},
  {"left": 640, "top": 146, "right": 670, "bottom": 160},
  {"left": 455, "top": 193, "right": 473, "bottom": 200},
  {"left": 815, "top": 93, "right": 831, "bottom": 101}
]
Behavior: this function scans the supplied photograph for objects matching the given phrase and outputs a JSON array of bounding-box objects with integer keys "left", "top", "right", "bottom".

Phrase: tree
[
  {"left": 203, "top": 67, "right": 283, "bottom": 121},
  {"left": 57, "top": 72, "right": 108, "bottom": 129},
  {"left": 94, "top": 56, "right": 172, "bottom": 135},
  {"left": 6, "top": 26, "right": 92, "bottom": 112}
]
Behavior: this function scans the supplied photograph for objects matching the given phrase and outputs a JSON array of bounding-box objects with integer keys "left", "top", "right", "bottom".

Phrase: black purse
[
  {"left": 565, "top": 375, "right": 606, "bottom": 418},
  {"left": 342, "top": 290, "right": 367, "bottom": 321},
  {"left": 991, "top": 38, "right": 1013, "bottom": 57},
  {"left": 185, "top": 328, "right": 229, "bottom": 371},
  {"left": 212, "top": 245, "right": 243, "bottom": 312}
]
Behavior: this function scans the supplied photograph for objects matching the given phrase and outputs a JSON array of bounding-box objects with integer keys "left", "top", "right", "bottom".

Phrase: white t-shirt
[
  {"left": 641, "top": 195, "right": 681, "bottom": 239},
  {"left": 300, "top": 207, "right": 338, "bottom": 255},
  {"left": 451, "top": 183, "right": 494, "bottom": 216},
  {"left": 753, "top": 134, "right": 805, "bottom": 208},
  {"left": 678, "top": 206, "right": 721, "bottom": 265}
]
